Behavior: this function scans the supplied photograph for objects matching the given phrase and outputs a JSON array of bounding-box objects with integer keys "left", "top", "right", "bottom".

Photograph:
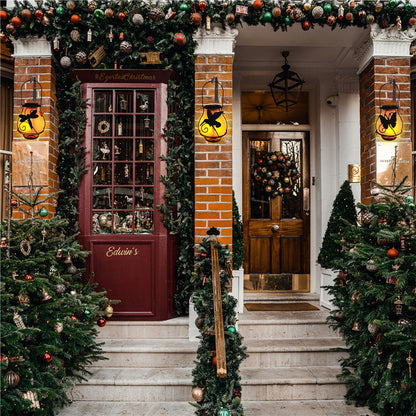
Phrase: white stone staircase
[{"left": 59, "top": 293, "right": 376, "bottom": 416}]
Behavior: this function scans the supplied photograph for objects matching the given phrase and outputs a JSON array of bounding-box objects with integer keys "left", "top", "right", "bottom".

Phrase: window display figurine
[{"left": 100, "top": 143, "right": 110, "bottom": 160}]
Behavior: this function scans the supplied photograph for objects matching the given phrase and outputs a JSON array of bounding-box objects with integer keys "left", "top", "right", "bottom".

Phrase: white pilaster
[
  {"left": 193, "top": 25, "right": 238, "bottom": 56},
  {"left": 12, "top": 36, "right": 52, "bottom": 59}
]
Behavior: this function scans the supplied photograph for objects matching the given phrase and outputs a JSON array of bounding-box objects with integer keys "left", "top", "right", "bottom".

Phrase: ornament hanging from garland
[{"left": 252, "top": 151, "right": 299, "bottom": 198}]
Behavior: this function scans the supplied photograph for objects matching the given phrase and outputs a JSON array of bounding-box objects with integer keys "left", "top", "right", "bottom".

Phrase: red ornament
[
  {"left": 345, "top": 12, "right": 353, "bottom": 21},
  {"left": 70, "top": 14, "right": 80, "bottom": 24},
  {"left": 191, "top": 12, "right": 202, "bottom": 25},
  {"left": 43, "top": 352, "right": 53, "bottom": 363},
  {"left": 212, "top": 356, "right": 217, "bottom": 366},
  {"left": 199, "top": 0, "right": 207, "bottom": 12},
  {"left": 272, "top": 7, "right": 281, "bottom": 18},
  {"left": 0, "top": 33, "right": 7, "bottom": 43},
  {"left": 226, "top": 13, "right": 235, "bottom": 24},
  {"left": 146, "top": 36, "right": 154, "bottom": 44},
  {"left": 11, "top": 199, "right": 19, "bottom": 207},
  {"left": 0, "top": 10, "right": 8, "bottom": 20},
  {"left": 71, "top": 315, "right": 77, "bottom": 320},
  {"left": 302, "top": 21, "right": 311, "bottom": 30},
  {"left": 387, "top": 248, "right": 399, "bottom": 259},
  {"left": 21, "top": 9, "right": 32, "bottom": 22},
  {"left": 105, "top": 8, "right": 114, "bottom": 18},
  {"left": 35, "top": 10, "right": 44, "bottom": 20},
  {"left": 327, "top": 15, "right": 336, "bottom": 26},
  {"left": 253, "top": 0, "right": 263, "bottom": 10},
  {"left": 337, "top": 271, "right": 347, "bottom": 280},
  {"left": 409, "top": 17, "right": 416, "bottom": 26},
  {"left": 173, "top": 32, "right": 186, "bottom": 46},
  {"left": 97, "top": 317, "right": 106, "bottom": 327},
  {"left": 233, "top": 389, "right": 242, "bottom": 398},
  {"left": 118, "top": 12, "right": 126, "bottom": 21},
  {"left": 375, "top": 333, "right": 381, "bottom": 343},
  {"left": 200, "top": 252, "right": 207, "bottom": 259},
  {"left": 25, "top": 274, "right": 33, "bottom": 280},
  {"left": 11, "top": 16, "right": 22, "bottom": 27}
]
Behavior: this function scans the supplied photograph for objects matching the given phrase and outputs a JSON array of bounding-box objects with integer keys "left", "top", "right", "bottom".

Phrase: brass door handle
[{"left": 272, "top": 224, "right": 280, "bottom": 232}]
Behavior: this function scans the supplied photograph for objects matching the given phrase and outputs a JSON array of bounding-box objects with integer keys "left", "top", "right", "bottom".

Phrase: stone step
[
  {"left": 70, "top": 366, "right": 346, "bottom": 402},
  {"left": 244, "top": 291, "right": 320, "bottom": 303},
  {"left": 92, "top": 338, "right": 346, "bottom": 368},
  {"left": 58, "top": 400, "right": 377, "bottom": 416}
]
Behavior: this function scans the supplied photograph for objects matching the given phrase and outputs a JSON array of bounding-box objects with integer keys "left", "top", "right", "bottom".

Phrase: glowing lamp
[
  {"left": 375, "top": 78, "right": 403, "bottom": 141},
  {"left": 198, "top": 76, "right": 227, "bottom": 142},
  {"left": 16, "top": 76, "right": 45, "bottom": 140}
]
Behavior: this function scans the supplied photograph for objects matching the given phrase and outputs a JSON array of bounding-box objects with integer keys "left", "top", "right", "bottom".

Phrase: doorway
[{"left": 243, "top": 130, "right": 310, "bottom": 292}]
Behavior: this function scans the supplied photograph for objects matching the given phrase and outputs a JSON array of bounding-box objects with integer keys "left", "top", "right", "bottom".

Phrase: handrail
[{"left": 211, "top": 241, "right": 227, "bottom": 378}]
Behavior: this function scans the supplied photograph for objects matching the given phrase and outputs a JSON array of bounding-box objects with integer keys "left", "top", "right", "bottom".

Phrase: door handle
[
  {"left": 303, "top": 187, "right": 310, "bottom": 216},
  {"left": 272, "top": 224, "right": 280, "bottom": 232}
]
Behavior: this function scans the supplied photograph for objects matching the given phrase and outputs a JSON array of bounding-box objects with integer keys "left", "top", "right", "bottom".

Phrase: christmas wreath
[{"left": 252, "top": 151, "right": 299, "bottom": 198}]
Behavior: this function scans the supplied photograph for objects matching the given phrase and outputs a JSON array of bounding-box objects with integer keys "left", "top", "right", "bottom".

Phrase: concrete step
[
  {"left": 244, "top": 291, "right": 320, "bottom": 303},
  {"left": 92, "top": 338, "right": 346, "bottom": 368},
  {"left": 58, "top": 400, "right": 377, "bottom": 416},
  {"left": 70, "top": 366, "right": 346, "bottom": 402}
]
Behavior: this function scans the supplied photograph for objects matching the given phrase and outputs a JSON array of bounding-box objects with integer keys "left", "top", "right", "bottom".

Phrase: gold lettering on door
[{"left": 105, "top": 246, "right": 139, "bottom": 257}]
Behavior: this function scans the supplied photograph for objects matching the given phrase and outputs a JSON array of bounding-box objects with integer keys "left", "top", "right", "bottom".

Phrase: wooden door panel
[
  {"left": 280, "top": 237, "right": 303, "bottom": 273},
  {"left": 249, "top": 237, "right": 271, "bottom": 273}
]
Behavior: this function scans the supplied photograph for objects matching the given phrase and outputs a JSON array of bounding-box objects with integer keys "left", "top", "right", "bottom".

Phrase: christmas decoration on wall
[
  {"left": 252, "top": 150, "right": 299, "bottom": 198},
  {"left": 198, "top": 76, "right": 227, "bottom": 142}
]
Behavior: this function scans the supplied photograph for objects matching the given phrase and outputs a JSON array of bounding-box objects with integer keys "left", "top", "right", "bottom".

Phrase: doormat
[{"left": 244, "top": 302, "right": 319, "bottom": 311}]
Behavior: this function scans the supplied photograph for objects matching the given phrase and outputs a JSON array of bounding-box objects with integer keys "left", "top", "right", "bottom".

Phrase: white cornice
[
  {"left": 336, "top": 74, "right": 359, "bottom": 94},
  {"left": 193, "top": 25, "right": 239, "bottom": 56},
  {"left": 355, "top": 25, "right": 416, "bottom": 74},
  {"left": 12, "top": 36, "right": 52, "bottom": 58}
]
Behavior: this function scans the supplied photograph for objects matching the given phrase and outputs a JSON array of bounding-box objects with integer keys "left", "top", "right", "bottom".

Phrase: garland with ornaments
[{"left": 252, "top": 150, "right": 299, "bottom": 198}]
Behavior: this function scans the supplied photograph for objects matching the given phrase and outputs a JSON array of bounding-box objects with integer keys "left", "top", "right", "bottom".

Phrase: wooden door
[{"left": 243, "top": 131, "right": 310, "bottom": 292}]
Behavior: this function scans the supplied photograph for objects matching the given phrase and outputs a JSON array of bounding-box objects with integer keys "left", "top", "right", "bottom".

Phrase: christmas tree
[
  {"left": 232, "top": 191, "right": 243, "bottom": 271},
  {"left": 191, "top": 228, "right": 247, "bottom": 416},
  {"left": 325, "top": 180, "right": 416, "bottom": 416},
  {"left": 318, "top": 180, "right": 357, "bottom": 269},
  {"left": 1, "top": 190, "right": 114, "bottom": 415}
]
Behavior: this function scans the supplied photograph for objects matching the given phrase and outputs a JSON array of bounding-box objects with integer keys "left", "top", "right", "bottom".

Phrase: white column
[{"left": 12, "top": 36, "right": 52, "bottom": 59}]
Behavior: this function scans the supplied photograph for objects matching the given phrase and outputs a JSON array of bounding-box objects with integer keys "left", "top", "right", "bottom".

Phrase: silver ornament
[
  {"left": 54, "top": 322, "right": 64, "bottom": 333},
  {"left": 311, "top": 5, "right": 324, "bottom": 19},
  {"left": 366, "top": 259, "right": 378, "bottom": 273},
  {"left": 68, "top": 264, "right": 77, "bottom": 274},
  {"left": 70, "top": 29, "right": 80, "bottom": 42},
  {"left": 367, "top": 322, "right": 377, "bottom": 334},
  {"left": 60, "top": 56, "right": 72, "bottom": 69},
  {"left": 132, "top": 13, "right": 144, "bottom": 25},
  {"left": 56, "top": 283, "right": 66, "bottom": 294},
  {"left": 75, "top": 51, "right": 87, "bottom": 65}
]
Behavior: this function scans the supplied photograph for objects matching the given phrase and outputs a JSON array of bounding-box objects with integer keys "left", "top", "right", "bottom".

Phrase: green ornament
[
  {"left": 323, "top": 3, "right": 332, "bottom": 13},
  {"left": 389, "top": 0, "right": 397, "bottom": 7},
  {"left": 404, "top": 195, "right": 414, "bottom": 204},
  {"left": 218, "top": 409, "right": 230, "bottom": 416},
  {"left": 94, "top": 9, "right": 104, "bottom": 18},
  {"left": 266, "top": 171, "right": 272, "bottom": 177},
  {"left": 409, "top": 202, "right": 415, "bottom": 209},
  {"left": 224, "top": 249, "right": 230, "bottom": 255},
  {"left": 405, "top": 2, "right": 413, "bottom": 11},
  {"left": 263, "top": 11, "right": 272, "bottom": 22},
  {"left": 180, "top": 3, "right": 189, "bottom": 11},
  {"left": 284, "top": 16, "right": 291, "bottom": 25},
  {"left": 228, "top": 326, "right": 236, "bottom": 334},
  {"left": 84, "top": 309, "right": 92, "bottom": 317},
  {"left": 39, "top": 206, "right": 48, "bottom": 217},
  {"left": 56, "top": 6, "right": 65, "bottom": 16}
]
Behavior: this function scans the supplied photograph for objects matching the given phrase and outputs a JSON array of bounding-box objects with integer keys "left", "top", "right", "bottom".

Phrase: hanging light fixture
[
  {"left": 16, "top": 76, "right": 45, "bottom": 140},
  {"left": 269, "top": 51, "right": 304, "bottom": 112},
  {"left": 375, "top": 78, "right": 403, "bottom": 141}
]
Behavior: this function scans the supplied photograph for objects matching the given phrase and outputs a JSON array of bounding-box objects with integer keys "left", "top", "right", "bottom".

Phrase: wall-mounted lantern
[
  {"left": 16, "top": 76, "right": 45, "bottom": 140},
  {"left": 198, "top": 76, "right": 227, "bottom": 142},
  {"left": 375, "top": 78, "right": 403, "bottom": 141}
]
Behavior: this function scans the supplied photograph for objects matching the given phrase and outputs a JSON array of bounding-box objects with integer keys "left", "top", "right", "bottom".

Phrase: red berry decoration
[
  {"left": 25, "top": 274, "right": 33, "bottom": 280},
  {"left": 409, "top": 17, "right": 416, "bottom": 26},
  {"left": 0, "top": 10, "right": 8, "bottom": 20},
  {"left": 233, "top": 389, "right": 242, "bottom": 398},
  {"left": 97, "top": 317, "right": 106, "bottom": 327},
  {"left": 253, "top": 0, "right": 263, "bottom": 10},
  {"left": 43, "top": 352, "right": 53, "bottom": 363},
  {"left": 387, "top": 248, "right": 399, "bottom": 259},
  {"left": 200, "top": 252, "right": 207, "bottom": 259},
  {"left": 35, "top": 9, "right": 44, "bottom": 20},
  {"left": 118, "top": 12, "right": 126, "bottom": 21},
  {"left": 173, "top": 32, "right": 186, "bottom": 46},
  {"left": 11, "top": 16, "right": 22, "bottom": 27},
  {"left": 70, "top": 14, "right": 80, "bottom": 24},
  {"left": 302, "top": 21, "right": 311, "bottom": 30},
  {"left": 191, "top": 12, "right": 202, "bottom": 26}
]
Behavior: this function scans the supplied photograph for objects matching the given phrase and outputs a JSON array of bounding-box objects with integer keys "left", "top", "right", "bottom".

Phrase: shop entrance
[{"left": 243, "top": 130, "right": 310, "bottom": 292}]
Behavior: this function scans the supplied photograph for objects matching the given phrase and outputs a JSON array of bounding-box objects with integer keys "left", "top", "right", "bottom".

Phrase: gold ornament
[
  {"left": 17, "top": 294, "right": 30, "bottom": 305},
  {"left": 104, "top": 305, "right": 113, "bottom": 318},
  {"left": 352, "top": 322, "right": 360, "bottom": 331},
  {"left": 54, "top": 322, "right": 64, "bottom": 333},
  {"left": 22, "top": 391, "right": 40, "bottom": 409},
  {"left": 20, "top": 240, "right": 31, "bottom": 256},
  {"left": 42, "top": 288, "right": 52, "bottom": 302},
  {"left": 394, "top": 297, "right": 403, "bottom": 315},
  {"left": 191, "top": 387, "right": 204, "bottom": 402},
  {"left": 13, "top": 313, "right": 26, "bottom": 329},
  {"left": 406, "top": 351, "right": 413, "bottom": 378}
]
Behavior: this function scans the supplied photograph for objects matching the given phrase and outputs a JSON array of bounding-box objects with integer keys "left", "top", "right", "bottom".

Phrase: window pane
[
  {"left": 114, "top": 139, "right": 133, "bottom": 161},
  {"left": 114, "top": 211, "right": 133, "bottom": 234},
  {"left": 94, "top": 139, "right": 112, "bottom": 161},
  {"left": 93, "top": 163, "right": 112, "bottom": 185},
  {"left": 93, "top": 187, "right": 112, "bottom": 209},
  {"left": 115, "top": 90, "right": 133, "bottom": 113},
  {"left": 135, "top": 139, "right": 154, "bottom": 161},
  {"left": 135, "top": 187, "right": 153, "bottom": 209},
  {"left": 114, "top": 187, "right": 133, "bottom": 209},
  {"left": 135, "top": 210, "right": 153, "bottom": 234},
  {"left": 94, "top": 115, "right": 112, "bottom": 137},
  {"left": 94, "top": 90, "right": 113, "bottom": 113}
]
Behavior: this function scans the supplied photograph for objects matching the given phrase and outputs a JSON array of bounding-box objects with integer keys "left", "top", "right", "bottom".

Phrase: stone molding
[
  {"left": 355, "top": 25, "right": 416, "bottom": 73},
  {"left": 336, "top": 74, "right": 360, "bottom": 94},
  {"left": 193, "top": 24, "right": 238, "bottom": 56},
  {"left": 12, "top": 36, "right": 52, "bottom": 58}
]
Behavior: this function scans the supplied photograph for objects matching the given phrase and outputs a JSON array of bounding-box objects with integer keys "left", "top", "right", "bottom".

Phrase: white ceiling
[{"left": 234, "top": 24, "right": 370, "bottom": 90}]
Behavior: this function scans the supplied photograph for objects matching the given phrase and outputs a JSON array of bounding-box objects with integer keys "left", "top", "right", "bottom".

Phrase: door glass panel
[
  {"left": 281, "top": 140, "right": 302, "bottom": 219},
  {"left": 250, "top": 139, "right": 270, "bottom": 219},
  {"left": 91, "top": 88, "right": 156, "bottom": 234}
]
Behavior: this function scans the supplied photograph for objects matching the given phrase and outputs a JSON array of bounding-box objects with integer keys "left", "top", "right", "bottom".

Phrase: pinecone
[
  {"left": 88, "top": 0, "right": 97, "bottom": 11},
  {"left": 75, "top": 51, "right": 87, "bottom": 65},
  {"left": 120, "top": 41, "right": 132, "bottom": 54},
  {"left": 361, "top": 210, "right": 375, "bottom": 226},
  {"left": 149, "top": 7, "right": 164, "bottom": 21}
]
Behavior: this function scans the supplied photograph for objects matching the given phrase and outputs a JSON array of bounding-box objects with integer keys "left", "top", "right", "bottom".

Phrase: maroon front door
[{"left": 77, "top": 70, "right": 176, "bottom": 320}]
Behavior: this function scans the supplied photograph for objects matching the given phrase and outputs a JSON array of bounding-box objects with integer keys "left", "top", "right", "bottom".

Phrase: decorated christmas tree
[
  {"left": 232, "top": 191, "right": 243, "bottom": 271},
  {"left": 1, "top": 190, "right": 114, "bottom": 415},
  {"left": 318, "top": 180, "right": 357, "bottom": 269},
  {"left": 191, "top": 228, "right": 247, "bottom": 416},
  {"left": 325, "top": 180, "right": 416, "bottom": 416}
]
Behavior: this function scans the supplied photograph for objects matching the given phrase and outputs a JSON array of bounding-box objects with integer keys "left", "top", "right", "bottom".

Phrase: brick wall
[
  {"left": 359, "top": 57, "right": 412, "bottom": 204},
  {"left": 194, "top": 55, "right": 233, "bottom": 247},
  {"left": 12, "top": 57, "right": 59, "bottom": 219}
]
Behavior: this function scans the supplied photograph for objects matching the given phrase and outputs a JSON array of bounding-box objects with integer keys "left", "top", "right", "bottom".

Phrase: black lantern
[
  {"left": 269, "top": 51, "right": 304, "bottom": 112},
  {"left": 16, "top": 76, "right": 45, "bottom": 140}
]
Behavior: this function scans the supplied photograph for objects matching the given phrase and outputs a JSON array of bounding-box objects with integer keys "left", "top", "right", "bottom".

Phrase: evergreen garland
[{"left": 232, "top": 191, "right": 243, "bottom": 270}]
